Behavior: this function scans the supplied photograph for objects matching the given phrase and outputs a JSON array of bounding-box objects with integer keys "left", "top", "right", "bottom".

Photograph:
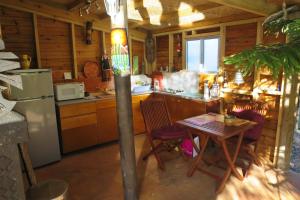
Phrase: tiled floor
[{"left": 36, "top": 134, "right": 300, "bottom": 200}]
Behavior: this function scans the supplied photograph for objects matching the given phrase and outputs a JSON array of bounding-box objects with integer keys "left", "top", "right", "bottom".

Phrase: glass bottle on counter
[{"left": 204, "top": 80, "right": 210, "bottom": 100}]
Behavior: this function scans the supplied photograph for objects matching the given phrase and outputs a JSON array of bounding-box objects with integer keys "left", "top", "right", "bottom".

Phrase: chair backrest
[
  {"left": 140, "top": 99, "right": 172, "bottom": 134},
  {"left": 231, "top": 110, "right": 265, "bottom": 140}
]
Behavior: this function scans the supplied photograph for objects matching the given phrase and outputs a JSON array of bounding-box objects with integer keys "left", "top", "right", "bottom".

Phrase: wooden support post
[
  {"left": 182, "top": 31, "right": 186, "bottom": 69},
  {"left": 33, "top": 14, "right": 41, "bottom": 68},
  {"left": 168, "top": 33, "right": 173, "bottom": 71},
  {"left": 102, "top": 31, "right": 106, "bottom": 54},
  {"left": 219, "top": 25, "right": 226, "bottom": 113},
  {"left": 219, "top": 25, "right": 226, "bottom": 74},
  {"left": 129, "top": 35, "right": 133, "bottom": 74},
  {"left": 253, "top": 21, "right": 263, "bottom": 89},
  {"left": 110, "top": 0, "right": 138, "bottom": 199},
  {"left": 275, "top": 74, "right": 300, "bottom": 169},
  {"left": 70, "top": 23, "right": 78, "bottom": 79}
]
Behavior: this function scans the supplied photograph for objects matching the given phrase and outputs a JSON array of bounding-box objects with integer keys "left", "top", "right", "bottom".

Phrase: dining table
[{"left": 177, "top": 113, "right": 256, "bottom": 193}]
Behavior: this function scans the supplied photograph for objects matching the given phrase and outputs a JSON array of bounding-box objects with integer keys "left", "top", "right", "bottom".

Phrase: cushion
[
  {"left": 151, "top": 125, "right": 187, "bottom": 140},
  {"left": 231, "top": 110, "right": 265, "bottom": 140}
]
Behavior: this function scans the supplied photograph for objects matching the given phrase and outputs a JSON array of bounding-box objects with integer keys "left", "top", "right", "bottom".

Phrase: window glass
[
  {"left": 204, "top": 38, "right": 219, "bottom": 73},
  {"left": 187, "top": 40, "right": 201, "bottom": 72},
  {"left": 186, "top": 37, "right": 219, "bottom": 73}
]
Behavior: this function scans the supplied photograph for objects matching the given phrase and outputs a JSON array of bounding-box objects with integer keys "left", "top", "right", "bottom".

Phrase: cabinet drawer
[
  {"left": 96, "top": 99, "right": 116, "bottom": 109},
  {"left": 61, "top": 113, "right": 97, "bottom": 130},
  {"left": 60, "top": 102, "right": 96, "bottom": 118}
]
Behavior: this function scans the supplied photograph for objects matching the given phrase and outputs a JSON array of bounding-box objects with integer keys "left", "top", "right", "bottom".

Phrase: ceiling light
[
  {"left": 79, "top": 8, "right": 83, "bottom": 16},
  {"left": 104, "top": 0, "right": 120, "bottom": 17}
]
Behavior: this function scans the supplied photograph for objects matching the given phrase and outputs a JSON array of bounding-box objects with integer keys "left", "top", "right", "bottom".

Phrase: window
[{"left": 186, "top": 37, "right": 220, "bottom": 73}]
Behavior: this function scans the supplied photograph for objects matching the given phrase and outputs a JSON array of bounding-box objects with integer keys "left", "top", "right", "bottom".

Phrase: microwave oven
[{"left": 54, "top": 82, "right": 85, "bottom": 101}]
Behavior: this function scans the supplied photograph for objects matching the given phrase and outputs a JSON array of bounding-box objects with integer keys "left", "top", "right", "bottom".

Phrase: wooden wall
[
  {"left": 0, "top": 6, "right": 36, "bottom": 67},
  {"left": 131, "top": 39, "right": 144, "bottom": 74},
  {"left": 224, "top": 22, "right": 257, "bottom": 90},
  {"left": 0, "top": 6, "right": 145, "bottom": 84},
  {"left": 156, "top": 35, "right": 169, "bottom": 70},
  {"left": 75, "top": 25, "right": 102, "bottom": 74},
  {"left": 173, "top": 33, "right": 182, "bottom": 71},
  {"left": 37, "top": 16, "right": 73, "bottom": 80}
]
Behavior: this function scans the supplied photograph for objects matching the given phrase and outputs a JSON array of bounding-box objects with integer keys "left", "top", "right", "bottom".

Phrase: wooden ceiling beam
[
  {"left": 152, "top": 12, "right": 260, "bottom": 34},
  {"left": 68, "top": 0, "right": 86, "bottom": 11},
  {"left": 129, "top": 4, "right": 223, "bottom": 29},
  {"left": 208, "top": 0, "right": 281, "bottom": 16}
]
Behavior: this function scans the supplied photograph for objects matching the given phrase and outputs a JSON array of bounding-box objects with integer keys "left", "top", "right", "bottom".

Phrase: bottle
[{"left": 204, "top": 80, "right": 210, "bottom": 99}]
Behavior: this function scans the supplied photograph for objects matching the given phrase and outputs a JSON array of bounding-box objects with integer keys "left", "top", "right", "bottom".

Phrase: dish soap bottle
[{"left": 204, "top": 80, "right": 210, "bottom": 100}]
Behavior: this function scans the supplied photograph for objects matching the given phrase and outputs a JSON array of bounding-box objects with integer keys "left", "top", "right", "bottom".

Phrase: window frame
[{"left": 186, "top": 35, "right": 221, "bottom": 74}]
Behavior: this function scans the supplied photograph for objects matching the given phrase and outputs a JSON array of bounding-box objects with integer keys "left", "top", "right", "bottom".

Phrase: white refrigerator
[{"left": 7, "top": 69, "right": 61, "bottom": 168}]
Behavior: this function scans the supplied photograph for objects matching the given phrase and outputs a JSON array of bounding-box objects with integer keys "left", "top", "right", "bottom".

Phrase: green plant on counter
[{"left": 224, "top": 17, "right": 300, "bottom": 78}]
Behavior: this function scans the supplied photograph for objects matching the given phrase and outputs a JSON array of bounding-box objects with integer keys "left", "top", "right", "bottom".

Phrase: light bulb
[{"left": 79, "top": 8, "right": 83, "bottom": 16}]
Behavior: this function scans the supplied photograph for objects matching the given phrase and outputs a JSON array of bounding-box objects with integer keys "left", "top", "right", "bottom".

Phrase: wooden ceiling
[{"left": 29, "top": 0, "right": 299, "bottom": 32}]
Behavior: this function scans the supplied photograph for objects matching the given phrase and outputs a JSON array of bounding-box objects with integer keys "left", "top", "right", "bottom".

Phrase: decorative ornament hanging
[
  {"left": 86, "top": 21, "right": 93, "bottom": 45},
  {"left": 145, "top": 32, "right": 155, "bottom": 64},
  {"left": 176, "top": 34, "right": 181, "bottom": 57},
  {"left": 105, "top": 0, "right": 130, "bottom": 76}
]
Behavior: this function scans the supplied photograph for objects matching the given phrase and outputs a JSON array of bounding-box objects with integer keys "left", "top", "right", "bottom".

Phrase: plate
[{"left": 83, "top": 61, "right": 99, "bottom": 78}]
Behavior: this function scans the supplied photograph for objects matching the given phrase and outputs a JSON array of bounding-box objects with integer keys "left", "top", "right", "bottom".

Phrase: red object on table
[{"left": 177, "top": 113, "right": 256, "bottom": 193}]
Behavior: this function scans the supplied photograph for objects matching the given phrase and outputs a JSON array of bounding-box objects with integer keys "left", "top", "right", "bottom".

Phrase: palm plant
[{"left": 224, "top": 5, "right": 300, "bottom": 78}]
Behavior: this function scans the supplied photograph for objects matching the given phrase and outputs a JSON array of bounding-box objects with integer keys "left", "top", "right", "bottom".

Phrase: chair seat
[{"left": 152, "top": 125, "right": 187, "bottom": 140}]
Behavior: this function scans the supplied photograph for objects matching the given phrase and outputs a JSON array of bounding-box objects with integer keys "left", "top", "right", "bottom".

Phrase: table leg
[
  {"left": 187, "top": 135, "right": 209, "bottom": 177},
  {"left": 216, "top": 132, "right": 245, "bottom": 193}
]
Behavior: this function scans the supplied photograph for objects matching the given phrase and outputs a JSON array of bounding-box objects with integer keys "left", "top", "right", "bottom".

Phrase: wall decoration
[
  {"left": 145, "top": 32, "right": 155, "bottom": 63},
  {"left": 132, "top": 56, "right": 139, "bottom": 75},
  {"left": 101, "top": 53, "right": 111, "bottom": 81},
  {"left": 111, "top": 28, "right": 130, "bottom": 76},
  {"left": 86, "top": 21, "right": 93, "bottom": 44},
  {"left": 176, "top": 34, "right": 182, "bottom": 57}
]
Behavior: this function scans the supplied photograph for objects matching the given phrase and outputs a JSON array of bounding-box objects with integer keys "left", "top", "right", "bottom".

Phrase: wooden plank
[
  {"left": 219, "top": 25, "right": 226, "bottom": 74},
  {"left": 68, "top": 0, "right": 85, "bottom": 11},
  {"left": 168, "top": 33, "right": 173, "bottom": 69},
  {"left": 208, "top": 0, "right": 280, "bottom": 16},
  {"left": 182, "top": 31, "right": 186, "bottom": 69},
  {"left": 59, "top": 102, "right": 96, "bottom": 118},
  {"left": 33, "top": 13, "right": 41, "bottom": 68},
  {"left": 61, "top": 113, "right": 97, "bottom": 130},
  {"left": 0, "top": 0, "right": 111, "bottom": 32},
  {"left": 70, "top": 23, "right": 77, "bottom": 79}
]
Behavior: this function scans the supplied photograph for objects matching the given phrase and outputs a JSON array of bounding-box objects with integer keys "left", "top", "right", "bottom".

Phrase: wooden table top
[{"left": 177, "top": 113, "right": 256, "bottom": 140}]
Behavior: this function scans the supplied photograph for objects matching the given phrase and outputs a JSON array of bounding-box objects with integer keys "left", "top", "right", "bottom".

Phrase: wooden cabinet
[
  {"left": 57, "top": 94, "right": 151, "bottom": 153},
  {"left": 96, "top": 98, "right": 118, "bottom": 143},
  {"left": 154, "top": 93, "right": 220, "bottom": 122},
  {"left": 58, "top": 102, "right": 98, "bottom": 153},
  {"left": 57, "top": 93, "right": 216, "bottom": 153},
  {"left": 132, "top": 94, "right": 149, "bottom": 134}
]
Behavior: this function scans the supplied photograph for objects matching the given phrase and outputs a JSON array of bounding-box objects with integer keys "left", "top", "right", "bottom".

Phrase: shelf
[{"left": 221, "top": 88, "right": 282, "bottom": 96}]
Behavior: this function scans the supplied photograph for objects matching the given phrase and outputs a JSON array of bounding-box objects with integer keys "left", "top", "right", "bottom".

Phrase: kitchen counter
[
  {"left": 55, "top": 91, "right": 153, "bottom": 106},
  {"left": 56, "top": 90, "right": 219, "bottom": 106}
]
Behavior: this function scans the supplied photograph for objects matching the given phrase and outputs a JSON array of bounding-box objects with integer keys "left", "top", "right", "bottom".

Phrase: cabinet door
[
  {"left": 132, "top": 94, "right": 150, "bottom": 135},
  {"left": 132, "top": 102, "right": 145, "bottom": 134},
  {"left": 97, "top": 107, "right": 118, "bottom": 143},
  {"left": 61, "top": 113, "right": 98, "bottom": 153}
]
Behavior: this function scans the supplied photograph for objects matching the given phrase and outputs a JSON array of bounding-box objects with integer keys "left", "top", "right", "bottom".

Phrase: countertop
[{"left": 55, "top": 90, "right": 219, "bottom": 106}]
